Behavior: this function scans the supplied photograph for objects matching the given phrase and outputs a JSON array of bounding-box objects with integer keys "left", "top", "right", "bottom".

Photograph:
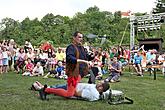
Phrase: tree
[
  {"left": 153, "top": 0, "right": 165, "bottom": 13},
  {"left": 0, "top": 17, "right": 21, "bottom": 41},
  {"left": 3, "top": 6, "right": 161, "bottom": 47}
]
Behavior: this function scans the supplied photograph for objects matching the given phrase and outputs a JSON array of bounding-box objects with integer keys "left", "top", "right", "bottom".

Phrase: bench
[
  {"left": 125, "top": 63, "right": 165, "bottom": 80},
  {"left": 143, "top": 64, "right": 164, "bottom": 80}
]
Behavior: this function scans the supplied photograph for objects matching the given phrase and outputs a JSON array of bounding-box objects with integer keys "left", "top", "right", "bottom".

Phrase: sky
[{"left": 0, "top": 0, "right": 156, "bottom": 22}]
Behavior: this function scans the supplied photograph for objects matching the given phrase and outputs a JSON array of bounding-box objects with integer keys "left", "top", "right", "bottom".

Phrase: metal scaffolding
[{"left": 129, "top": 12, "right": 165, "bottom": 50}]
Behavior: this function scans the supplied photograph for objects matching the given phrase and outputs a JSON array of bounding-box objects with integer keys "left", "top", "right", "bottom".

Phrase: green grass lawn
[{"left": 0, "top": 71, "right": 165, "bottom": 110}]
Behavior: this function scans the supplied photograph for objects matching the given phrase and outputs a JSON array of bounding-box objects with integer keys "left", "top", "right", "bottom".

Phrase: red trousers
[{"left": 45, "top": 75, "right": 81, "bottom": 97}]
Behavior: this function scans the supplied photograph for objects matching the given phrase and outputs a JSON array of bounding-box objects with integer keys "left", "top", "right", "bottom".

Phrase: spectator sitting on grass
[
  {"left": 54, "top": 61, "right": 66, "bottom": 79},
  {"left": 88, "top": 61, "right": 103, "bottom": 84},
  {"left": 31, "top": 62, "right": 44, "bottom": 76},
  {"left": 22, "top": 58, "right": 34, "bottom": 76},
  {"left": 104, "top": 56, "right": 122, "bottom": 83},
  {"left": 43, "top": 61, "right": 67, "bottom": 79}
]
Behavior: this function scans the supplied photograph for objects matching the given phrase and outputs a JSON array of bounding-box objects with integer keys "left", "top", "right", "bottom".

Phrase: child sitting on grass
[
  {"left": 22, "top": 58, "right": 34, "bottom": 76},
  {"left": 31, "top": 62, "right": 44, "bottom": 76},
  {"left": 54, "top": 61, "right": 66, "bottom": 79},
  {"left": 43, "top": 61, "right": 67, "bottom": 79}
]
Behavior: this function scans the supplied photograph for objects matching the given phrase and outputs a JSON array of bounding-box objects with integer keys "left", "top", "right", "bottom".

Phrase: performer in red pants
[{"left": 39, "top": 31, "right": 95, "bottom": 99}]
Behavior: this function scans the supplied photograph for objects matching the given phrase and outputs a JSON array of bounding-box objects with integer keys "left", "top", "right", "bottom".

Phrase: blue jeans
[{"left": 49, "top": 84, "right": 67, "bottom": 90}]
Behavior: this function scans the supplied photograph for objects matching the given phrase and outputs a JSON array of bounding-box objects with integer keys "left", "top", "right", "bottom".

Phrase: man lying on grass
[{"left": 32, "top": 81, "right": 109, "bottom": 101}]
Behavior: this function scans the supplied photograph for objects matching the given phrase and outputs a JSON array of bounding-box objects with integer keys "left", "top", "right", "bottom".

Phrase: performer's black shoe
[{"left": 39, "top": 85, "right": 47, "bottom": 100}]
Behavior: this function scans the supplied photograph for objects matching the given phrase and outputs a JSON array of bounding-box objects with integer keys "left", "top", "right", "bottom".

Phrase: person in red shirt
[{"left": 22, "top": 58, "right": 34, "bottom": 76}]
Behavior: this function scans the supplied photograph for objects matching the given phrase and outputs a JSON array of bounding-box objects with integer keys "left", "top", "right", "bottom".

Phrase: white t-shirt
[
  {"left": 33, "top": 66, "right": 44, "bottom": 75},
  {"left": 39, "top": 53, "right": 48, "bottom": 60},
  {"left": 27, "top": 52, "right": 34, "bottom": 60},
  {"left": 2, "top": 51, "right": 8, "bottom": 59},
  {"left": 76, "top": 83, "right": 100, "bottom": 101}
]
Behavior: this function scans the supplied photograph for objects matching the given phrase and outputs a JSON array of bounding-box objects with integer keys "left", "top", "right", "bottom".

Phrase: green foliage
[
  {"left": 153, "top": 0, "right": 165, "bottom": 13},
  {"left": 0, "top": 6, "right": 165, "bottom": 47},
  {"left": 101, "top": 39, "right": 113, "bottom": 50}
]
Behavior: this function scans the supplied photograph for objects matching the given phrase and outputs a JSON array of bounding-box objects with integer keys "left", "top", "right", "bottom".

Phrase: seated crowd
[
  {"left": 131, "top": 45, "right": 165, "bottom": 76},
  {"left": 0, "top": 39, "right": 165, "bottom": 82}
]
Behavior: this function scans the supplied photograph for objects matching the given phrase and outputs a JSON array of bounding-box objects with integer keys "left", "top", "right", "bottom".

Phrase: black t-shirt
[{"left": 91, "top": 66, "right": 99, "bottom": 76}]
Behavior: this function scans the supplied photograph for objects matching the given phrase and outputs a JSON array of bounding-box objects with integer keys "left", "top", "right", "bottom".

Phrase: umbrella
[{"left": 86, "top": 34, "right": 98, "bottom": 39}]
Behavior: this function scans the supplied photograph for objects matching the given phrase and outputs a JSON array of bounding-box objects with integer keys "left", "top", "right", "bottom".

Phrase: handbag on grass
[{"left": 101, "top": 89, "right": 134, "bottom": 105}]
